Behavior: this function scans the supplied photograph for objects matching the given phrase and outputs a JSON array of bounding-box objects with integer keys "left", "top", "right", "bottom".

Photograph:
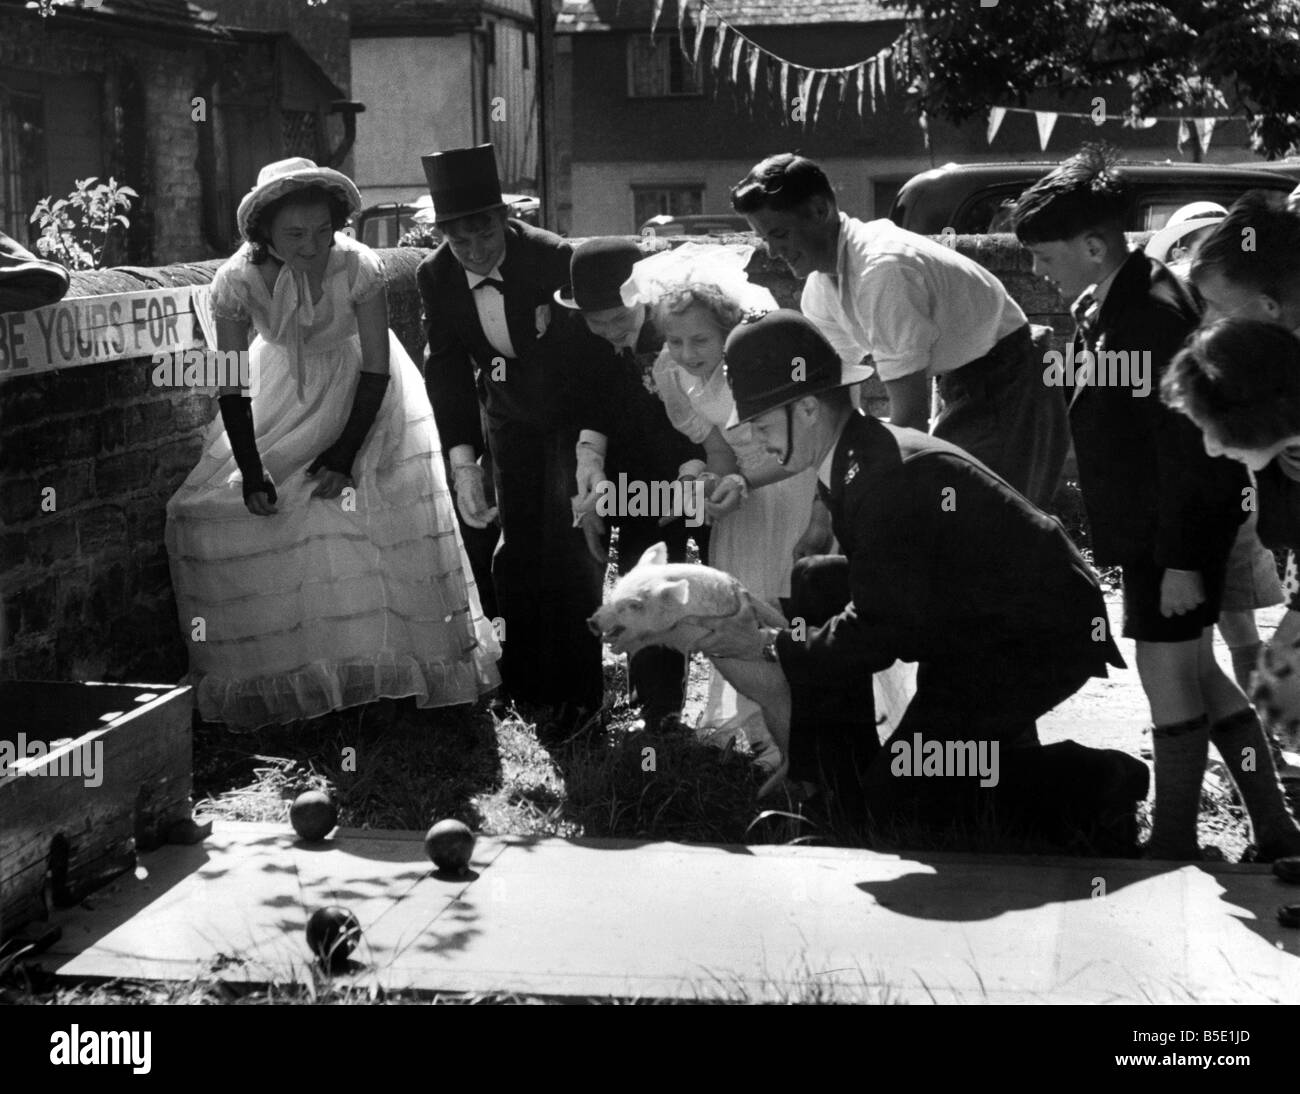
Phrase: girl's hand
[
  {"left": 307, "top": 466, "right": 351, "bottom": 500},
  {"left": 704, "top": 473, "right": 747, "bottom": 520},
  {"left": 245, "top": 489, "right": 278, "bottom": 517}
]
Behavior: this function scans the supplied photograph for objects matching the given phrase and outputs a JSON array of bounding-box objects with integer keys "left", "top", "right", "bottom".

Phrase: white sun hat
[
  {"left": 235, "top": 157, "right": 363, "bottom": 241},
  {"left": 1146, "top": 200, "right": 1229, "bottom": 264}
]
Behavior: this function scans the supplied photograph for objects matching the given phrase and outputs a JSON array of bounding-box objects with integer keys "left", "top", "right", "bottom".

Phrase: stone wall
[{"left": 0, "top": 233, "right": 1082, "bottom": 684}]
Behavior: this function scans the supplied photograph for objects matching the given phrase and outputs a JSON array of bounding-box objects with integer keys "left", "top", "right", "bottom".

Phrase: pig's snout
[{"left": 586, "top": 614, "right": 603, "bottom": 636}]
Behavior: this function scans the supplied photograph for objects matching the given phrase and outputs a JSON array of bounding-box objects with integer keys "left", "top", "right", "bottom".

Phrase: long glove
[
  {"left": 307, "top": 371, "right": 390, "bottom": 477},
  {"left": 218, "top": 393, "right": 276, "bottom": 503}
]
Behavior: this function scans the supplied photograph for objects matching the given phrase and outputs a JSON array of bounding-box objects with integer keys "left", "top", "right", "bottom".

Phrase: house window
[
  {"left": 632, "top": 184, "right": 703, "bottom": 230},
  {"left": 627, "top": 35, "right": 701, "bottom": 97},
  {"left": 0, "top": 68, "right": 102, "bottom": 246},
  {"left": 0, "top": 77, "right": 43, "bottom": 243}
]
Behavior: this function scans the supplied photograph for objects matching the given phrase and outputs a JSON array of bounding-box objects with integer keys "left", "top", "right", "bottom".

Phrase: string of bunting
[
  {"left": 987, "top": 105, "right": 1231, "bottom": 155},
  {"left": 649, "top": 0, "right": 1236, "bottom": 153},
  {"left": 649, "top": 0, "right": 903, "bottom": 126}
]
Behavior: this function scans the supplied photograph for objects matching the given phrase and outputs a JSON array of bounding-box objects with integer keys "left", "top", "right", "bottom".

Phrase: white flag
[
  {"left": 1035, "top": 111, "right": 1058, "bottom": 151},
  {"left": 1194, "top": 117, "right": 1217, "bottom": 155},
  {"left": 987, "top": 106, "right": 1006, "bottom": 144}
]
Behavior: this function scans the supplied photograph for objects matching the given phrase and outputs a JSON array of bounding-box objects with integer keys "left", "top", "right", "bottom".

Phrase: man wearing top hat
[
  {"left": 692, "top": 310, "right": 1148, "bottom": 845},
  {"left": 556, "top": 238, "right": 708, "bottom": 730},
  {"left": 417, "top": 144, "right": 606, "bottom": 728}
]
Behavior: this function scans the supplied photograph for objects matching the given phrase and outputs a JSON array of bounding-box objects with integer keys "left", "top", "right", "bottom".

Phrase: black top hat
[
  {"left": 554, "top": 237, "right": 644, "bottom": 311},
  {"left": 724, "top": 310, "right": 875, "bottom": 426},
  {"left": 421, "top": 144, "right": 505, "bottom": 224}
]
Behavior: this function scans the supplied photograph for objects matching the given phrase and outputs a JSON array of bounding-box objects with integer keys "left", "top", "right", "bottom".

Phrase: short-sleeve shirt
[
  {"left": 800, "top": 213, "right": 1026, "bottom": 382},
  {"left": 207, "top": 232, "right": 385, "bottom": 350}
]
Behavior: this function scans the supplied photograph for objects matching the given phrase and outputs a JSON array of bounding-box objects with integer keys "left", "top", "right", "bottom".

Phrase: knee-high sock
[
  {"left": 1147, "top": 714, "right": 1210, "bottom": 859},
  {"left": 1211, "top": 707, "right": 1300, "bottom": 854}
]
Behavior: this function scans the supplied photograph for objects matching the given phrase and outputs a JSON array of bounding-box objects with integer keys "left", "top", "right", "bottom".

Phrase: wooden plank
[{"left": 0, "top": 684, "right": 193, "bottom": 943}]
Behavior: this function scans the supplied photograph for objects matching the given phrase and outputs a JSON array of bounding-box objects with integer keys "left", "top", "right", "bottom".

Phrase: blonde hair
[{"left": 650, "top": 281, "right": 766, "bottom": 335}]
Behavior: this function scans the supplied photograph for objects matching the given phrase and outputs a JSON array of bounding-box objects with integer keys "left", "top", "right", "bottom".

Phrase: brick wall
[{"left": 0, "top": 234, "right": 1080, "bottom": 685}]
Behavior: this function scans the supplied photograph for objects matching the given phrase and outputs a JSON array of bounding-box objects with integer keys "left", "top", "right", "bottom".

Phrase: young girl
[
  {"left": 623, "top": 245, "right": 913, "bottom": 763},
  {"left": 167, "top": 158, "right": 500, "bottom": 729}
]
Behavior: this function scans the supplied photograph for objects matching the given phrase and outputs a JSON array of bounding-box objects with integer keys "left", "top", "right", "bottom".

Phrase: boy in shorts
[{"left": 1009, "top": 146, "right": 1277, "bottom": 860}]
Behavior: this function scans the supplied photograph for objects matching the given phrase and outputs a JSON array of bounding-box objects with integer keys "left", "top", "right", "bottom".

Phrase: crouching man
[{"left": 697, "top": 310, "right": 1149, "bottom": 850}]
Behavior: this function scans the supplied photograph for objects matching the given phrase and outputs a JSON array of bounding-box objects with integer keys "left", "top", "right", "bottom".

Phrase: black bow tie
[{"left": 474, "top": 277, "right": 505, "bottom": 292}]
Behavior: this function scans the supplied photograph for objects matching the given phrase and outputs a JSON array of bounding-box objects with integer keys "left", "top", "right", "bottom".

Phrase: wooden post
[{"left": 535, "top": 0, "right": 559, "bottom": 231}]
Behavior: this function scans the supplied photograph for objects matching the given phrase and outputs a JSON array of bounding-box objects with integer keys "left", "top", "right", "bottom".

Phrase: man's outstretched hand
[{"left": 692, "top": 600, "right": 772, "bottom": 661}]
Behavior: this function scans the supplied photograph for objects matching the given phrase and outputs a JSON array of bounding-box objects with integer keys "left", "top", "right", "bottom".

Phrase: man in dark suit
[
  {"left": 1009, "top": 150, "right": 1292, "bottom": 860},
  {"left": 417, "top": 145, "right": 606, "bottom": 726},
  {"left": 694, "top": 310, "right": 1147, "bottom": 847},
  {"left": 555, "top": 238, "right": 708, "bottom": 730}
]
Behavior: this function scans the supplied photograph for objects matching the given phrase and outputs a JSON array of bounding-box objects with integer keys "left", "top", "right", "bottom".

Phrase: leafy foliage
[
  {"left": 29, "top": 176, "right": 138, "bottom": 271},
  {"left": 884, "top": 0, "right": 1300, "bottom": 157}
]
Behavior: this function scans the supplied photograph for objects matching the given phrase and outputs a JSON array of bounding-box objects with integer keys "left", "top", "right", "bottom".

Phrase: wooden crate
[{"left": 0, "top": 681, "right": 200, "bottom": 944}]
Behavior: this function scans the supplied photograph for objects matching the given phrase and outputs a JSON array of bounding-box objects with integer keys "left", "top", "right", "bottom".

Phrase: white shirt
[
  {"left": 801, "top": 213, "right": 1026, "bottom": 383},
  {"left": 465, "top": 262, "right": 517, "bottom": 360}
]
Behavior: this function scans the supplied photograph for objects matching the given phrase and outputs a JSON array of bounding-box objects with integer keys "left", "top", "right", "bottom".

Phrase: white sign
[{"left": 0, "top": 285, "right": 211, "bottom": 381}]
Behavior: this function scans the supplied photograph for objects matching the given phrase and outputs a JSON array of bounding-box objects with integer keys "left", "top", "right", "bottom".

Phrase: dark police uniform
[{"left": 776, "top": 410, "right": 1141, "bottom": 840}]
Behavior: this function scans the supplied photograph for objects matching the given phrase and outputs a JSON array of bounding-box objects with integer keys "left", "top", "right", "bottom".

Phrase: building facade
[
  {"left": 0, "top": 0, "right": 355, "bottom": 264},
  {"left": 350, "top": 0, "right": 540, "bottom": 208}
]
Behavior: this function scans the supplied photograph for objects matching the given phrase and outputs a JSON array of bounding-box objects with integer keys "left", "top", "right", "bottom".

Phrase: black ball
[
  {"left": 290, "top": 791, "right": 338, "bottom": 841},
  {"left": 306, "top": 906, "right": 362, "bottom": 967},
  {"left": 425, "top": 819, "right": 476, "bottom": 873}
]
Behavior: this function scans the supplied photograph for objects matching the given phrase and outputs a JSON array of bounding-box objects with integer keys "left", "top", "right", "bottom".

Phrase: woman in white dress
[
  {"left": 166, "top": 158, "right": 500, "bottom": 729},
  {"left": 623, "top": 244, "right": 913, "bottom": 763}
]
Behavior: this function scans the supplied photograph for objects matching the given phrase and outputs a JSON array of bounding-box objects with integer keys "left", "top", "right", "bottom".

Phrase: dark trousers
[
  {"left": 611, "top": 515, "right": 707, "bottom": 720},
  {"left": 453, "top": 434, "right": 500, "bottom": 624},
  {"left": 787, "top": 556, "right": 1140, "bottom": 840},
  {"left": 934, "top": 324, "right": 1070, "bottom": 510},
  {"left": 486, "top": 415, "right": 605, "bottom": 709}
]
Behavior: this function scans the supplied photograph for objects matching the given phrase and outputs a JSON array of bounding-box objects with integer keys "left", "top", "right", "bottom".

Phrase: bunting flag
[
  {"left": 1194, "top": 116, "right": 1217, "bottom": 155},
  {"left": 987, "top": 106, "right": 1006, "bottom": 144},
  {"left": 1035, "top": 111, "right": 1058, "bottom": 151},
  {"left": 1177, "top": 118, "right": 1191, "bottom": 153}
]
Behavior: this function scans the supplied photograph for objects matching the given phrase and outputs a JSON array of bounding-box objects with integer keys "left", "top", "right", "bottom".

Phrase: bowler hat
[
  {"left": 554, "top": 237, "right": 644, "bottom": 311},
  {"left": 421, "top": 145, "right": 506, "bottom": 224},
  {"left": 724, "top": 309, "right": 874, "bottom": 426}
]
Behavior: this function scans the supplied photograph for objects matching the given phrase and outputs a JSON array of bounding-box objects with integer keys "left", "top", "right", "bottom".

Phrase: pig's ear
[
  {"left": 638, "top": 543, "right": 668, "bottom": 568},
  {"left": 658, "top": 579, "right": 690, "bottom": 606}
]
